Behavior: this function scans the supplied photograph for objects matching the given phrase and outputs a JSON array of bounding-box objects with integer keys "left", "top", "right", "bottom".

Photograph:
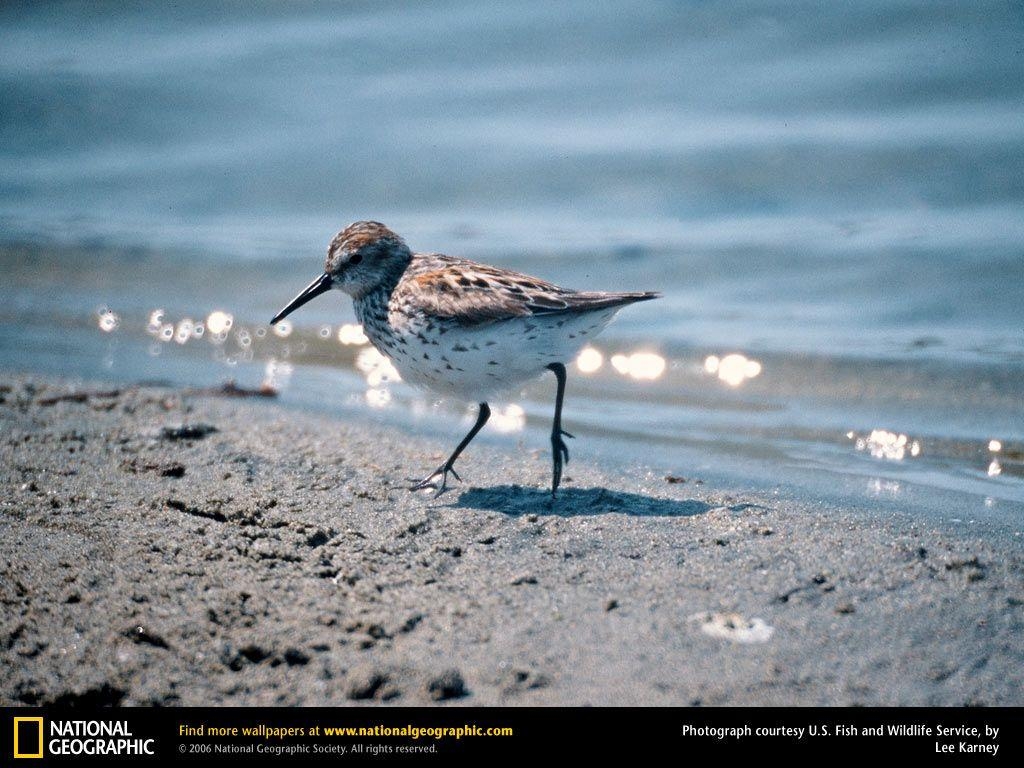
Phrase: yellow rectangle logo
[{"left": 13, "top": 717, "right": 44, "bottom": 759}]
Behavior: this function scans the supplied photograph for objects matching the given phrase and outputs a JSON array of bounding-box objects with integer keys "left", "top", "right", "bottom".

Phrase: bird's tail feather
[{"left": 530, "top": 290, "right": 660, "bottom": 315}]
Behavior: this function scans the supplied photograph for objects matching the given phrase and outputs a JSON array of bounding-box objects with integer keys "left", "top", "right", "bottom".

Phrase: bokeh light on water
[
  {"left": 489, "top": 404, "right": 526, "bottom": 433},
  {"left": 575, "top": 346, "right": 604, "bottom": 374},
  {"left": 849, "top": 429, "right": 921, "bottom": 462},
  {"left": 610, "top": 352, "right": 666, "bottom": 381},
  {"left": 205, "top": 311, "right": 233, "bottom": 335},
  {"left": 97, "top": 307, "right": 120, "bottom": 333},
  {"left": 704, "top": 354, "right": 762, "bottom": 387},
  {"left": 337, "top": 324, "right": 369, "bottom": 346}
]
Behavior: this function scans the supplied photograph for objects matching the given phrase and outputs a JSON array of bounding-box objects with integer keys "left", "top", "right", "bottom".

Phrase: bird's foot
[
  {"left": 409, "top": 463, "right": 462, "bottom": 498},
  {"left": 550, "top": 429, "right": 574, "bottom": 498}
]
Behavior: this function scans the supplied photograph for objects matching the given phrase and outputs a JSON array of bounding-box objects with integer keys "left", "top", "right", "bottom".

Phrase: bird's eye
[{"left": 349, "top": 254, "right": 363, "bottom": 266}]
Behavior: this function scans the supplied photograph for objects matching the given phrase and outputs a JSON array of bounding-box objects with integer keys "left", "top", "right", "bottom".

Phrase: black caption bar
[{"left": 1, "top": 706, "right": 1019, "bottom": 764}]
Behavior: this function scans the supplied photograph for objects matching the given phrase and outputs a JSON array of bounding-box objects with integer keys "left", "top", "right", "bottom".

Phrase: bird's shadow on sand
[{"left": 450, "top": 485, "right": 713, "bottom": 518}]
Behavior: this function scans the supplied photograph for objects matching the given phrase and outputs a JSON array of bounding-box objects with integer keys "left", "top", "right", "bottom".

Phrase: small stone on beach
[
  {"left": 426, "top": 669, "right": 466, "bottom": 701},
  {"left": 161, "top": 423, "right": 217, "bottom": 441}
]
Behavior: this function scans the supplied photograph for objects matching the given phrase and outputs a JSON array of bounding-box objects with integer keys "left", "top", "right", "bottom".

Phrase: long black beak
[{"left": 270, "top": 272, "right": 333, "bottom": 325}]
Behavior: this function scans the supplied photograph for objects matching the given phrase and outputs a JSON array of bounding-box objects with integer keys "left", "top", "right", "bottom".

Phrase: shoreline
[{"left": 1, "top": 373, "right": 1022, "bottom": 706}]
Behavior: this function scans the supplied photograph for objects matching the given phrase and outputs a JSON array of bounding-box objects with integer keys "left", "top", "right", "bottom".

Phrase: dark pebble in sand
[
  {"left": 238, "top": 644, "right": 271, "bottom": 664},
  {"left": 426, "top": 669, "right": 467, "bottom": 701},
  {"left": 346, "top": 667, "right": 388, "bottom": 700},
  {"left": 283, "top": 647, "right": 310, "bottom": 666},
  {"left": 399, "top": 613, "right": 424, "bottom": 634},
  {"left": 126, "top": 626, "right": 170, "bottom": 649},
  {"left": 305, "top": 529, "right": 331, "bottom": 548},
  {"left": 604, "top": 598, "right": 619, "bottom": 612},
  {"left": 503, "top": 669, "right": 550, "bottom": 693},
  {"left": 945, "top": 556, "right": 984, "bottom": 572},
  {"left": 161, "top": 424, "right": 217, "bottom": 441}
]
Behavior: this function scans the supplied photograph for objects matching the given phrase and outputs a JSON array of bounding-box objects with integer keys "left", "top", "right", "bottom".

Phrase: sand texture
[{"left": 1, "top": 375, "right": 1022, "bottom": 706}]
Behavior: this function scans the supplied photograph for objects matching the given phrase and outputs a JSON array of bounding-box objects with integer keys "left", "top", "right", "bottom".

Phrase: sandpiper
[{"left": 271, "top": 221, "right": 658, "bottom": 497}]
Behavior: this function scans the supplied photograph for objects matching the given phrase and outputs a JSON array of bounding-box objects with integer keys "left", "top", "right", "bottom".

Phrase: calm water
[{"left": 2, "top": 2, "right": 1022, "bottom": 518}]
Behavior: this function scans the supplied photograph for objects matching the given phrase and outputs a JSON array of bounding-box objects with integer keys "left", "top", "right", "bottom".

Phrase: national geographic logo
[
  {"left": 13, "top": 717, "right": 43, "bottom": 759},
  {"left": 11, "top": 717, "right": 156, "bottom": 759}
]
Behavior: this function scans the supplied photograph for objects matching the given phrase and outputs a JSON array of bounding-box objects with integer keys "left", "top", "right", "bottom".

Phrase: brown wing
[{"left": 396, "top": 262, "right": 658, "bottom": 327}]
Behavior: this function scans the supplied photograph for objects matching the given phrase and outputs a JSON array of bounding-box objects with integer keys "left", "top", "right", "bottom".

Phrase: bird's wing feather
[{"left": 395, "top": 261, "right": 658, "bottom": 327}]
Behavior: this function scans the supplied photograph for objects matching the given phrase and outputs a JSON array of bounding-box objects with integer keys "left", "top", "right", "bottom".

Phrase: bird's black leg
[
  {"left": 546, "top": 363, "right": 575, "bottom": 498},
  {"left": 410, "top": 402, "right": 491, "bottom": 497}
]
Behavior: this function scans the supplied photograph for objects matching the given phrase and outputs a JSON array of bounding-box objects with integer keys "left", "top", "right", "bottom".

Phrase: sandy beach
[{"left": 1, "top": 373, "right": 1021, "bottom": 707}]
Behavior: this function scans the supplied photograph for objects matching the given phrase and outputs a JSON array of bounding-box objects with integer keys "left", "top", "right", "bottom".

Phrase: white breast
[{"left": 385, "top": 308, "right": 621, "bottom": 401}]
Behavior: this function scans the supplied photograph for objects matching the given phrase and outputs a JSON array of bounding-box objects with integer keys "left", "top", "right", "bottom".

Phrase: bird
[{"left": 271, "top": 221, "right": 658, "bottom": 498}]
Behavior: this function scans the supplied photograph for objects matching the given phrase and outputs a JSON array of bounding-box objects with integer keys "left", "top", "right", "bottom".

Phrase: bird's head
[{"left": 270, "top": 221, "right": 412, "bottom": 325}]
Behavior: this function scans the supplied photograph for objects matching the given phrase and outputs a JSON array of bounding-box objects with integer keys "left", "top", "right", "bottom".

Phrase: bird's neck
[{"left": 353, "top": 286, "right": 391, "bottom": 326}]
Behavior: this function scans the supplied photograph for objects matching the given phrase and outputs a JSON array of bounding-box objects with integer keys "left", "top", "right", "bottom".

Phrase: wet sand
[{"left": 1, "top": 374, "right": 1022, "bottom": 706}]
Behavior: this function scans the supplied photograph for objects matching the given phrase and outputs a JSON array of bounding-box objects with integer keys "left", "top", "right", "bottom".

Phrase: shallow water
[{"left": 1, "top": 2, "right": 1022, "bottom": 518}]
